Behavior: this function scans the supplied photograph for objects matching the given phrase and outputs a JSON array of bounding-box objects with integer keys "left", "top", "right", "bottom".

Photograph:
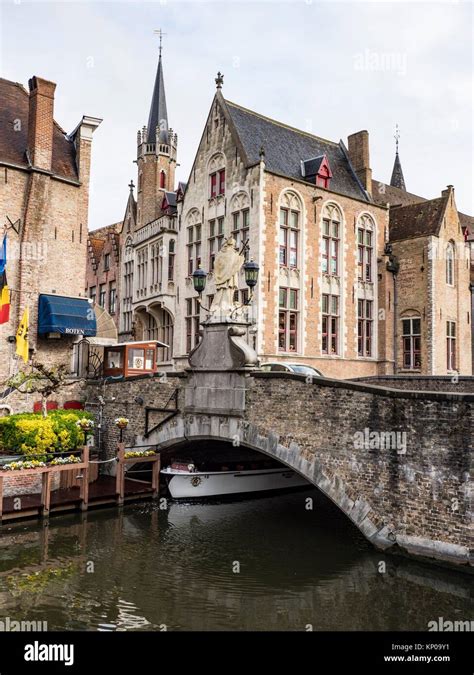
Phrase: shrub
[{"left": 0, "top": 410, "right": 93, "bottom": 456}]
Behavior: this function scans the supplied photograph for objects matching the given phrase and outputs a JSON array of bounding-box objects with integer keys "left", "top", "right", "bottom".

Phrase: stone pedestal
[{"left": 185, "top": 320, "right": 259, "bottom": 417}]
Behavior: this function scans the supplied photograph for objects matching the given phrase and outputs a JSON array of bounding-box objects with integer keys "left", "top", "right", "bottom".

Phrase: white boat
[{"left": 161, "top": 464, "right": 308, "bottom": 499}]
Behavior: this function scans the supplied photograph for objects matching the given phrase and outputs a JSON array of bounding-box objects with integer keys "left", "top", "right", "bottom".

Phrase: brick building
[
  {"left": 85, "top": 222, "right": 120, "bottom": 326},
  {"left": 0, "top": 75, "right": 101, "bottom": 388},
  {"left": 89, "top": 55, "right": 472, "bottom": 377}
]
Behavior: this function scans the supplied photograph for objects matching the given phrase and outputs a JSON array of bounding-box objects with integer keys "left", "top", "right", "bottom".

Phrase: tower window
[{"left": 160, "top": 171, "right": 166, "bottom": 189}]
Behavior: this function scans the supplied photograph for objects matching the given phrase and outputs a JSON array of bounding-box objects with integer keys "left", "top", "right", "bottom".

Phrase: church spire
[
  {"left": 390, "top": 124, "right": 406, "bottom": 191},
  {"left": 147, "top": 31, "right": 169, "bottom": 144}
]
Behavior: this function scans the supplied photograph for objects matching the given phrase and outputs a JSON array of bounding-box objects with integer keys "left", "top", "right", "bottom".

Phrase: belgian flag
[{"left": 0, "top": 271, "right": 9, "bottom": 325}]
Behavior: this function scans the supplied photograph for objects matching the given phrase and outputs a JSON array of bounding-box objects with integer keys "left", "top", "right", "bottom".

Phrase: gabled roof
[
  {"left": 301, "top": 154, "right": 332, "bottom": 179},
  {"left": 0, "top": 77, "right": 78, "bottom": 180},
  {"left": 390, "top": 152, "right": 406, "bottom": 190},
  {"left": 146, "top": 55, "right": 168, "bottom": 144},
  {"left": 389, "top": 195, "right": 448, "bottom": 241},
  {"left": 223, "top": 98, "right": 369, "bottom": 201},
  {"left": 459, "top": 212, "right": 474, "bottom": 241},
  {"left": 163, "top": 191, "right": 177, "bottom": 208}
]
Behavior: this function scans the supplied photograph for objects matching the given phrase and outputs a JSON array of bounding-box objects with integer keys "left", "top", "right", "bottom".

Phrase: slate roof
[
  {"left": 224, "top": 100, "right": 369, "bottom": 201},
  {"left": 459, "top": 212, "right": 474, "bottom": 241},
  {"left": 0, "top": 77, "right": 78, "bottom": 180},
  {"left": 146, "top": 56, "right": 168, "bottom": 144},
  {"left": 388, "top": 196, "right": 448, "bottom": 242},
  {"left": 301, "top": 155, "right": 326, "bottom": 178},
  {"left": 163, "top": 191, "right": 177, "bottom": 207},
  {"left": 390, "top": 152, "right": 406, "bottom": 190}
]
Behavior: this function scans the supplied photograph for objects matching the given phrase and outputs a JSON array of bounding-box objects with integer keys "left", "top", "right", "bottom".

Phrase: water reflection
[{"left": 0, "top": 490, "right": 472, "bottom": 631}]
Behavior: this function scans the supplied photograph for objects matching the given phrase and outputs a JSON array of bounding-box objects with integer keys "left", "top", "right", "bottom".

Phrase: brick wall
[
  {"left": 82, "top": 373, "right": 184, "bottom": 458},
  {"left": 246, "top": 372, "right": 472, "bottom": 556}
]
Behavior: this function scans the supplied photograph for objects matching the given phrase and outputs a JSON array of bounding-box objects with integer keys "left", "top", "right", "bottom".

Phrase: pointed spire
[
  {"left": 146, "top": 48, "right": 169, "bottom": 144},
  {"left": 390, "top": 124, "right": 406, "bottom": 190}
]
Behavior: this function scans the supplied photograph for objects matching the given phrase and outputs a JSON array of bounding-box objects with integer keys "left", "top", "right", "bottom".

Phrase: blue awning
[{"left": 38, "top": 294, "right": 97, "bottom": 337}]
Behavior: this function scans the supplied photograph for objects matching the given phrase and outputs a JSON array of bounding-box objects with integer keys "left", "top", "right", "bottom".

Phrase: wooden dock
[{"left": 0, "top": 444, "right": 161, "bottom": 523}]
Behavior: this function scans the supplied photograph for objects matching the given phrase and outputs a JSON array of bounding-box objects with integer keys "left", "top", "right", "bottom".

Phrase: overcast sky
[{"left": 1, "top": 0, "right": 472, "bottom": 229}]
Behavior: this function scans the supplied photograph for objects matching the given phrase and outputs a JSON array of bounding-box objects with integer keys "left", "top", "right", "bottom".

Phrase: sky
[{"left": 1, "top": 0, "right": 472, "bottom": 230}]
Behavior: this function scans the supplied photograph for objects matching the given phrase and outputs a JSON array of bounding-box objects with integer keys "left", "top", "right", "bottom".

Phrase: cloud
[{"left": 1, "top": 0, "right": 472, "bottom": 224}]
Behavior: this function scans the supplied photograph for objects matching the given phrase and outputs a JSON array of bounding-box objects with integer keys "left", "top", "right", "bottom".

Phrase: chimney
[
  {"left": 441, "top": 185, "right": 454, "bottom": 198},
  {"left": 347, "top": 130, "right": 372, "bottom": 194},
  {"left": 27, "top": 76, "right": 56, "bottom": 171}
]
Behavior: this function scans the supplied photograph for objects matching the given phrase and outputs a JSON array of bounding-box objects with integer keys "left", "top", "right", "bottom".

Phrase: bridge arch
[{"left": 139, "top": 412, "right": 394, "bottom": 551}]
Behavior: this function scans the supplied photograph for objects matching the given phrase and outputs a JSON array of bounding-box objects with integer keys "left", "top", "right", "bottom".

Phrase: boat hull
[{"left": 161, "top": 467, "right": 308, "bottom": 499}]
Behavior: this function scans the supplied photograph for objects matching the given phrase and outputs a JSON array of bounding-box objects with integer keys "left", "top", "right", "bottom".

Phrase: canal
[{"left": 0, "top": 489, "right": 472, "bottom": 631}]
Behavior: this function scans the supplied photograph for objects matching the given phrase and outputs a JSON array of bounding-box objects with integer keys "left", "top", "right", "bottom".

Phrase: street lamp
[
  {"left": 192, "top": 267, "right": 207, "bottom": 295},
  {"left": 243, "top": 259, "right": 259, "bottom": 289}
]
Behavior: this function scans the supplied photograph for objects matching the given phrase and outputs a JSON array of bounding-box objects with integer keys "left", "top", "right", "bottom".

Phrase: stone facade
[{"left": 0, "top": 74, "right": 101, "bottom": 391}]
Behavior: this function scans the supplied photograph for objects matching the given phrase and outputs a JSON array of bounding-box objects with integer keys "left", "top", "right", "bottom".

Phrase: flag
[
  {"left": 16, "top": 306, "right": 29, "bottom": 363},
  {"left": 0, "top": 271, "right": 10, "bottom": 324},
  {"left": 0, "top": 234, "right": 6, "bottom": 275}
]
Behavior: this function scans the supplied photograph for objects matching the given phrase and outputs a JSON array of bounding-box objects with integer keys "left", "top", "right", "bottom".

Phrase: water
[{"left": 0, "top": 489, "right": 472, "bottom": 631}]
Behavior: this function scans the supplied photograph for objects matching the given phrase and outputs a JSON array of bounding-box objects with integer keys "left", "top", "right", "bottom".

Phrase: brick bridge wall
[{"left": 83, "top": 372, "right": 473, "bottom": 570}]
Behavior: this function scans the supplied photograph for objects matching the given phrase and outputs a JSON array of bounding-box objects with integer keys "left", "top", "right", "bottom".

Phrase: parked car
[{"left": 260, "top": 362, "right": 323, "bottom": 377}]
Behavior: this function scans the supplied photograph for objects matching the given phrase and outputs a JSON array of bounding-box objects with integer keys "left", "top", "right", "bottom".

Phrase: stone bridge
[{"left": 88, "top": 365, "right": 473, "bottom": 571}]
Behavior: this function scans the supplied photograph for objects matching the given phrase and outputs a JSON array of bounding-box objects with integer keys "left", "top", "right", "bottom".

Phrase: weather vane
[
  {"left": 394, "top": 124, "right": 400, "bottom": 154},
  {"left": 154, "top": 28, "right": 166, "bottom": 57}
]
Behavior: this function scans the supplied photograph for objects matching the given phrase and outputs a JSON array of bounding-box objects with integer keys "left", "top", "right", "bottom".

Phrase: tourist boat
[{"left": 160, "top": 460, "right": 308, "bottom": 499}]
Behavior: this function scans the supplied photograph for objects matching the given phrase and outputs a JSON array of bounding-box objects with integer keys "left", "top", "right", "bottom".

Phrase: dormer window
[
  {"left": 316, "top": 162, "right": 331, "bottom": 189},
  {"left": 301, "top": 154, "right": 333, "bottom": 190}
]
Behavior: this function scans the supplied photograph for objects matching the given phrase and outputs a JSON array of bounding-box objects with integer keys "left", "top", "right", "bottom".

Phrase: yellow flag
[{"left": 16, "top": 306, "right": 29, "bottom": 363}]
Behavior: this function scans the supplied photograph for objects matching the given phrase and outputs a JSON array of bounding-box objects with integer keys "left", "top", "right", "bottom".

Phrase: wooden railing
[
  {"left": 0, "top": 447, "right": 90, "bottom": 520},
  {"left": 115, "top": 443, "right": 161, "bottom": 506}
]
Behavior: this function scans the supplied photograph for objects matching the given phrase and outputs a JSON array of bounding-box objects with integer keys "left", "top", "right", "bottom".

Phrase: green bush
[{"left": 0, "top": 409, "right": 94, "bottom": 457}]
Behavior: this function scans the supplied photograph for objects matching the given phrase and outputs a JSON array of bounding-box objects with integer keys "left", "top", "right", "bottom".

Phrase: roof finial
[
  {"left": 394, "top": 123, "right": 400, "bottom": 154},
  {"left": 154, "top": 28, "right": 166, "bottom": 58},
  {"left": 128, "top": 179, "right": 135, "bottom": 192},
  {"left": 215, "top": 71, "right": 224, "bottom": 89}
]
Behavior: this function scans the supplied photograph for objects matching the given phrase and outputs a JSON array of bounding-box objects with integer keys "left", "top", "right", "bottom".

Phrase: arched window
[
  {"left": 322, "top": 203, "right": 342, "bottom": 276},
  {"left": 357, "top": 214, "right": 375, "bottom": 282},
  {"left": 446, "top": 242, "right": 455, "bottom": 285},
  {"left": 402, "top": 314, "right": 421, "bottom": 370},
  {"left": 160, "top": 170, "right": 166, "bottom": 189},
  {"left": 146, "top": 309, "right": 173, "bottom": 363},
  {"left": 279, "top": 192, "right": 301, "bottom": 268},
  {"left": 208, "top": 153, "right": 226, "bottom": 198}
]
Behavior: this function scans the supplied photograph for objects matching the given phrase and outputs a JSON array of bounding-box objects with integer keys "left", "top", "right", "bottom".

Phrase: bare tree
[{"left": 5, "top": 362, "right": 83, "bottom": 417}]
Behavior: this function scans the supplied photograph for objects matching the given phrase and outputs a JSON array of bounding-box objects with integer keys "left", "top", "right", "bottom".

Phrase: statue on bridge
[{"left": 209, "top": 237, "right": 244, "bottom": 319}]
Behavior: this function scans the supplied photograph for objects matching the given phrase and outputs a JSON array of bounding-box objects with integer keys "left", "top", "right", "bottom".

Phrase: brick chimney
[
  {"left": 347, "top": 130, "right": 372, "bottom": 195},
  {"left": 27, "top": 76, "right": 56, "bottom": 171}
]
